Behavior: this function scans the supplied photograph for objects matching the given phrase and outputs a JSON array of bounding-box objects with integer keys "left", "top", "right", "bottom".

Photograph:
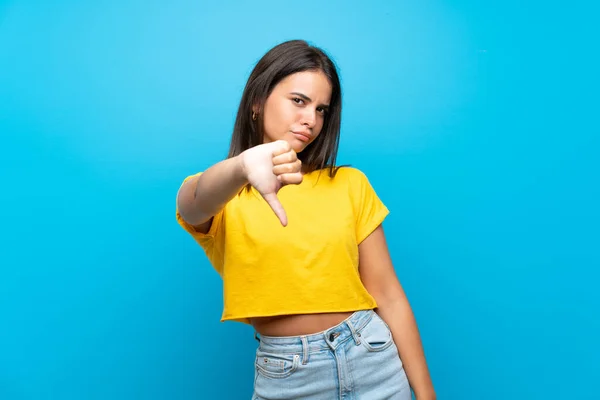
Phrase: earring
[{"left": 252, "top": 112, "right": 257, "bottom": 121}]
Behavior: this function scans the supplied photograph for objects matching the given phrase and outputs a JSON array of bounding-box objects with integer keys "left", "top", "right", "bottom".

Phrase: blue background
[{"left": 1, "top": 0, "right": 598, "bottom": 399}]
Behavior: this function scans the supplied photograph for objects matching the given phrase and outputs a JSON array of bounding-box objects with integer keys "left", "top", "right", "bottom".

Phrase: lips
[{"left": 292, "top": 131, "right": 311, "bottom": 142}]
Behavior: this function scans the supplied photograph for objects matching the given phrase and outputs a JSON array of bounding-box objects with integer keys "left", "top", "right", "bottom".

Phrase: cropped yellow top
[{"left": 175, "top": 166, "right": 389, "bottom": 324}]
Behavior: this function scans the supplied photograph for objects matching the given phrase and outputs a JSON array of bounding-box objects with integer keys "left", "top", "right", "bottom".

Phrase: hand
[{"left": 239, "top": 140, "right": 303, "bottom": 226}]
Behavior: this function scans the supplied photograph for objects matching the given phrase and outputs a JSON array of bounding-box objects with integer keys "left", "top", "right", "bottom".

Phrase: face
[{"left": 258, "top": 70, "right": 332, "bottom": 153}]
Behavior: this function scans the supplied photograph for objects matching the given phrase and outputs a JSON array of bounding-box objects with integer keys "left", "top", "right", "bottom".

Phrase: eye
[
  {"left": 292, "top": 97, "right": 304, "bottom": 105},
  {"left": 316, "top": 107, "right": 327, "bottom": 115}
]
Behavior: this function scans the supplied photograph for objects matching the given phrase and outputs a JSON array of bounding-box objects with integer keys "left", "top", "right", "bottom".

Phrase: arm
[
  {"left": 176, "top": 140, "right": 303, "bottom": 233},
  {"left": 176, "top": 155, "right": 248, "bottom": 234},
  {"left": 358, "top": 225, "right": 436, "bottom": 400}
]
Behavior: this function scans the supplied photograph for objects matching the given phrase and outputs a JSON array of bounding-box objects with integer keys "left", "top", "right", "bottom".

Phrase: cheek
[
  {"left": 281, "top": 103, "right": 299, "bottom": 122},
  {"left": 267, "top": 102, "right": 288, "bottom": 123},
  {"left": 262, "top": 105, "right": 288, "bottom": 140}
]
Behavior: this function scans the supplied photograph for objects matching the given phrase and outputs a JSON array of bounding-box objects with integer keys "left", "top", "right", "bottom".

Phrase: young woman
[{"left": 176, "top": 40, "right": 436, "bottom": 400}]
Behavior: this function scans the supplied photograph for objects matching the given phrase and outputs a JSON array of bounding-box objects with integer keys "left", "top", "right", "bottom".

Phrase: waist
[
  {"left": 251, "top": 311, "right": 356, "bottom": 336},
  {"left": 254, "top": 309, "right": 376, "bottom": 353}
]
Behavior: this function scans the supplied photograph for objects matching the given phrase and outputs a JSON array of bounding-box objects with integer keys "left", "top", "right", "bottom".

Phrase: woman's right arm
[
  {"left": 177, "top": 140, "right": 304, "bottom": 233},
  {"left": 176, "top": 155, "right": 248, "bottom": 234}
]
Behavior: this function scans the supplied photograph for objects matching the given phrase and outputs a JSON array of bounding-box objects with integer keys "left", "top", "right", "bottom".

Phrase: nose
[{"left": 301, "top": 109, "right": 316, "bottom": 128}]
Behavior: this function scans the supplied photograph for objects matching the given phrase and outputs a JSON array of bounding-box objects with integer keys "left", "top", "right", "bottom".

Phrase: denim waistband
[{"left": 256, "top": 309, "right": 376, "bottom": 354}]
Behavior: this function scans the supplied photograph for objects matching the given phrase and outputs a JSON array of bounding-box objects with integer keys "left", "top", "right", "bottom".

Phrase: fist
[{"left": 240, "top": 140, "right": 303, "bottom": 226}]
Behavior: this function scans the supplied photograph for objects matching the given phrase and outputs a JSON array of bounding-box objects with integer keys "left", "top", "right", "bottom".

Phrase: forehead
[{"left": 275, "top": 71, "right": 332, "bottom": 101}]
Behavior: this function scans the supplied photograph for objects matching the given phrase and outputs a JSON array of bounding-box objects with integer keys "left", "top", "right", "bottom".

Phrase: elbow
[
  {"left": 370, "top": 284, "right": 408, "bottom": 310},
  {"left": 176, "top": 178, "right": 208, "bottom": 226}
]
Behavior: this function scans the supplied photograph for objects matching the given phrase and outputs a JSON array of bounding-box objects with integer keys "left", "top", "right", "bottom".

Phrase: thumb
[{"left": 261, "top": 192, "right": 288, "bottom": 227}]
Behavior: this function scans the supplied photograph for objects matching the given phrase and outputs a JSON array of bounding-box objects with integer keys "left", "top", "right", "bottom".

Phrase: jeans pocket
[
  {"left": 255, "top": 350, "right": 300, "bottom": 379},
  {"left": 359, "top": 312, "right": 395, "bottom": 352}
]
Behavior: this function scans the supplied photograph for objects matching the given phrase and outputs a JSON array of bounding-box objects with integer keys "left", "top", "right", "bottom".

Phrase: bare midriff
[{"left": 250, "top": 311, "right": 356, "bottom": 337}]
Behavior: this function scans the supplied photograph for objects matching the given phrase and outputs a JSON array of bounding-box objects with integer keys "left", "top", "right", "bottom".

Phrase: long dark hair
[{"left": 227, "top": 40, "right": 343, "bottom": 178}]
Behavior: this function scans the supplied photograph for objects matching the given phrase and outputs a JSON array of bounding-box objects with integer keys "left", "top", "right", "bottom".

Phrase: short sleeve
[
  {"left": 175, "top": 172, "right": 225, "bottom": 275},
  {"left": 349, "top": 169, "right": 390, "bottom": 244}
]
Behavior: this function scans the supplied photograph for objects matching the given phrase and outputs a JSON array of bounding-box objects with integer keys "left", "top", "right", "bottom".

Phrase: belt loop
[
  {"left": 300, "top": 336, "right": 309, "bottom": 365},
  {"left": 346, "top": 319, "right": 361, "bottom": 345}
]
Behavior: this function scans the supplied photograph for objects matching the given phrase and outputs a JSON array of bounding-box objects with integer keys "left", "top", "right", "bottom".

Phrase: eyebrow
[{"left": 290, "top": 92, "right": 330, "bottom": 109}]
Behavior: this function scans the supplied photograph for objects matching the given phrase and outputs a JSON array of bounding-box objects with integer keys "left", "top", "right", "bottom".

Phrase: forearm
[
  {"left": 177, "top": 155, "right": 248, "bottom": 225},
  {"left": 376, "top": 297, "right": 436, "bottom": 399}
]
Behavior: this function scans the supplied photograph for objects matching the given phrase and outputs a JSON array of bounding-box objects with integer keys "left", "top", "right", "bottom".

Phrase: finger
[
  {"left": 272, "top": 150, "right": 297, "bottom": 166},
  {"left": 261, "top": 192, "right": 288, "bottom": 227},
  {"left": 277, "top": 172, "right": 303, "bottom": 185},
  {"left": 271, "top": 140, "right": 291, "bottom": 157},
  {"left": 273, "top": 159, "right": 302, "bottom": 175}
]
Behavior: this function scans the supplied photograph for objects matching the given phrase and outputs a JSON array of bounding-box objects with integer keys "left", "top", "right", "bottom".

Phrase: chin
[{"left": 290, "top": 140, "right": 308, "bottom": 153}]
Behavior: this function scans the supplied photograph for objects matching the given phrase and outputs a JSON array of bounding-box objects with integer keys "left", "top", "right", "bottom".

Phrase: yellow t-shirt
[{"left": 175, "top": 166, "right": 389, "bottom": 324}]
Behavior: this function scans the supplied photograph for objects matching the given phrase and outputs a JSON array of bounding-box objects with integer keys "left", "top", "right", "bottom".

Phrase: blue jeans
[{"left": 252, "top": 310, "right": 412, "bottom": 399}]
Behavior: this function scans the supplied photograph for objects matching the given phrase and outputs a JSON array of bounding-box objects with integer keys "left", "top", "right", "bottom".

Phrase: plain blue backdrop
[{"left": 1, "top": 0, "right": 598, "bottom": 399}]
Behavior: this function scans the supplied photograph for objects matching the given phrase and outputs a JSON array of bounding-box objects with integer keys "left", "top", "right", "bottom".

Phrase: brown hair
[{"left": 227, "top": 40, "right": 343, "bottom": 178}]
